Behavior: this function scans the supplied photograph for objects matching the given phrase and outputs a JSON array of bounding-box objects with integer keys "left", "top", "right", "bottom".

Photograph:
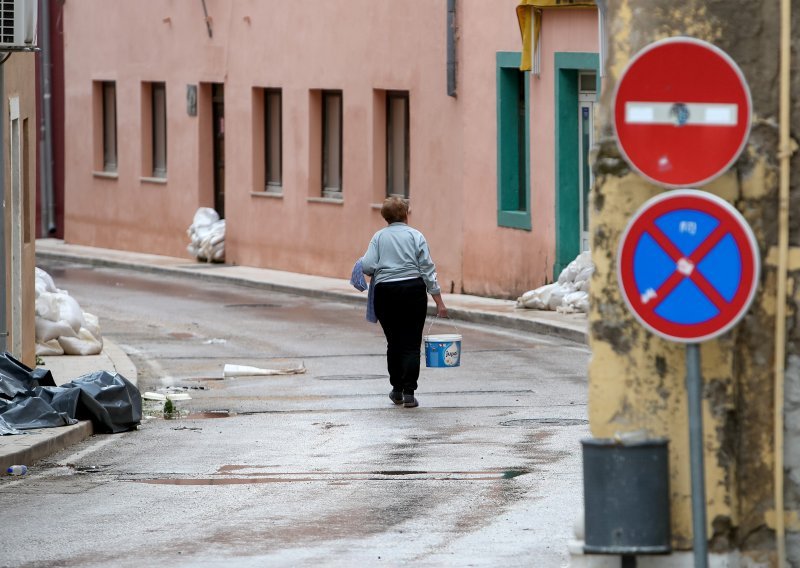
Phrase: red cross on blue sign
[{"left": 617, "top": 190, "right": 760, "bottom": 342}]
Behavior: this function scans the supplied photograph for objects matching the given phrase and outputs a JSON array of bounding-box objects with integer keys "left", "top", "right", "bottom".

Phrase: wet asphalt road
[{"left": 1, "top": 261, "right": 590, "bottom": 567}]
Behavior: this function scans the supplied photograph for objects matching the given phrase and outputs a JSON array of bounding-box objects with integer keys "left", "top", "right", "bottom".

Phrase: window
[
  {"left": 102, "top": 82, "right": 117, "bottom": 172},
  {"left": 321, "top": 91, "right": 342, "bottom": 198},
  {"left": 496, "top": 52, "right": 531, "bottom": 230},
  {"left": 579, "top": 71, "right": 597, "bottom": 94},
  {"left": 265, "top": 89, "right": 282, "bottom": 191},
  {"left": 386, "top": 91, "right": 409, "bottom": 198},
  {"left": 152, "top": 82, "right": 167, "bottom": 178}
]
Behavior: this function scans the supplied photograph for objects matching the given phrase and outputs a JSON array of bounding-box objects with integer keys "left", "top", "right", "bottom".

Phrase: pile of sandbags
[
  {"left": 187, "top": 207, "right": 225, "bottom": 263},
  {"left": 516, "top": 251, "right": 594, "bottom": 314},
  {"left": 35, "top": 267, "right": 103, "bottom": 356}
]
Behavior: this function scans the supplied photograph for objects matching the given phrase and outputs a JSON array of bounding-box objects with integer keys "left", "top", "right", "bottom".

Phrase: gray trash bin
[{"left": 582, "top": 437, "right": 671, "bottom": 555}]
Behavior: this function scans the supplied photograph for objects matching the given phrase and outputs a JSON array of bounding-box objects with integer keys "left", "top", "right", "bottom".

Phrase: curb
[
  {"left": 446, "top": 307, "right": 587, "bottom": 345},
  {"left": 0, "top": 421, "right": 93, "bottom": 472}
]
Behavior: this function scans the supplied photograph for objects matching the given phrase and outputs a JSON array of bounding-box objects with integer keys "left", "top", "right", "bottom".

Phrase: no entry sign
[
  {"left": 614, "top": 37, "right": 752, "bottom": 188},
  {"left": 617, "top": 190, "right": 759, "bottom": 343}
]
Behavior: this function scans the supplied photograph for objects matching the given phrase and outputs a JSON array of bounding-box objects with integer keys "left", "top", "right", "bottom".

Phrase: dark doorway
[{"left": 212, "top": 84, "right": 225, "bottom": 219}]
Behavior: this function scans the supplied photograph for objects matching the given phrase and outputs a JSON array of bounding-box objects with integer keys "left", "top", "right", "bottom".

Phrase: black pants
[{"left": 374, "top": 278, "right": 427, "bottom": 394}]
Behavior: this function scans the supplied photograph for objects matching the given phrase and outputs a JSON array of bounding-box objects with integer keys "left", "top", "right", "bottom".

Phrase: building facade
[{"left": 60, "top": 1, "right": 598, "bottom": 299}]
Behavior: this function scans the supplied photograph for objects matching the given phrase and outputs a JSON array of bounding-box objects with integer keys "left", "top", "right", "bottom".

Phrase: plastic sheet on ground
[
  {"left": 516, "top": 251, "right": 594, "bottom": 314},
  {"left": 0, "top": 352, "right": 141, "bottom": 435},
  {"left": 187, "top": 207, "right": 225, "bottom": 263}
]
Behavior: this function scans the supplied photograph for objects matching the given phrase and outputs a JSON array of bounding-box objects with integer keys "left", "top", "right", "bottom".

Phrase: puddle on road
[
  {"left": 224, "top": 303, "right": 282, "bottom": 309},
  {"left": 500, "top": 418, "right": 588, "bottom": 427},
  {"left": 185, "top": 411, "right": 232, "bottom": 419},
  {"left": 168, "top": 332, "right": 196, "bottom": 340},
  {"left": 315, "top": 374, "right": 389, "bottom": 381},
  {"left": 136, "top": 467, "right": 530, "bottom": 486}
]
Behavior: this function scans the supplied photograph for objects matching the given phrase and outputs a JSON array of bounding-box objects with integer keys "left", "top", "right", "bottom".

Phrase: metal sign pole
[{"left": 686, "top": 343, "right": 708, "bottom": 568}]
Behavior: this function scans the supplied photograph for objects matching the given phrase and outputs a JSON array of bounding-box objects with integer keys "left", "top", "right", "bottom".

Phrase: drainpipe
[
  {"left": 0, "top": 62, "right": 6, "bottom": 352},
  {"left": 39, "top": 0, "right": 55, "bottom": 234},
  {"left": 446, "top": 0, "right": 456, "bottom": 97},
  {"left": 774, "top": 0, "right": 792, "bottom": 565},
  {"left": 201, "top": 0, "right": 213, "bottom": 38}
]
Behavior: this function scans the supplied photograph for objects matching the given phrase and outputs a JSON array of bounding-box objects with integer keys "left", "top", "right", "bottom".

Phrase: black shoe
[
  {"left": 389, "top": 390, "right": 404, "bottom": 405},
  {"left": 403, "top": 393, "right": 419, "bottom": 408}
]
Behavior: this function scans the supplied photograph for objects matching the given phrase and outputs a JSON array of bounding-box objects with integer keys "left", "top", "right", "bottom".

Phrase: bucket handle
[{"left": 426, "top": 316, "right": 460, "bottom": 337}]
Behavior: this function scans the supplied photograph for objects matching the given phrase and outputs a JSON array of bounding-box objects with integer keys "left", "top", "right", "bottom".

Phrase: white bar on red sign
[{"left": 625, "top": 102, "right": 738, "bottom": 126}]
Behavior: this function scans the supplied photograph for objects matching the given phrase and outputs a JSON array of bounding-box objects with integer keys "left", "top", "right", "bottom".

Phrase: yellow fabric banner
[{"left": 516, "top": 0, "right": 597, "bottom": 71}]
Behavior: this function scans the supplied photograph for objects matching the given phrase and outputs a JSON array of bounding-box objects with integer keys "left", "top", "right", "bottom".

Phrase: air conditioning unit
[{"left": 0, "top": 0, "right": 37, "bottom": 49}]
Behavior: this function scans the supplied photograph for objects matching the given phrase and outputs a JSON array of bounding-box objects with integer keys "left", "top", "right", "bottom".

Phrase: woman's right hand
[{"left": 432, "top": 293, "right": 448, "bottom": 318}]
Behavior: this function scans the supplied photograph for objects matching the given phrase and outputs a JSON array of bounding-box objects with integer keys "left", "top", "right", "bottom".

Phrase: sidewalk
[{"left": 1, "top": 238, "right": 588, "bottom": 474}]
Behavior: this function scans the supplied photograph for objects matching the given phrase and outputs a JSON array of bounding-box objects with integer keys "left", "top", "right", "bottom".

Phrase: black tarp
[{"left": 0, "top": 352, "right": 141, "bottom": 435}]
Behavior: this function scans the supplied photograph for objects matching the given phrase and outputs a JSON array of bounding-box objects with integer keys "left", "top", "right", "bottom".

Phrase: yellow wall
[{"left": 590, "top": 1, "right": 788, "bottom": 562}]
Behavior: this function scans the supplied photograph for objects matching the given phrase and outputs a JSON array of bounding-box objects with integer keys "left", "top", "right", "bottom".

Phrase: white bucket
[{"left": 424, "top": 334, "right": 462, "bottom": 368}]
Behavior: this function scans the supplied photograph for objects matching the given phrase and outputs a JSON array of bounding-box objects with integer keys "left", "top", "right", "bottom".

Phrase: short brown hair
[{"left": 381, "top": 196, "right": 409, "bottom": 224}]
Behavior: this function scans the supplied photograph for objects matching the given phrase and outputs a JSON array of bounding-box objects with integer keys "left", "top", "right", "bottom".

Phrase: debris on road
[{"left": 222, "top": 362, "right": 306, "bottom": 378}]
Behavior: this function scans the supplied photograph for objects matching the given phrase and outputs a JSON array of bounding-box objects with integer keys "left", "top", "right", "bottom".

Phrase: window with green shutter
[{"left": 496, "top": 52, "right": 531, "bottom": 230}]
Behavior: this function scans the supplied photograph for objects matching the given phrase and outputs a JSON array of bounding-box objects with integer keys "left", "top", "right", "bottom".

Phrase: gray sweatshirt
[{"left": 361, "top": 223, "right": 441, "bottom": 295}]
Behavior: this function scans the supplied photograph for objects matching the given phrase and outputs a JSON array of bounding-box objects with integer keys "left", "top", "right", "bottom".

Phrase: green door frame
[{"left": 554, "top": 52, "right": 599, "bottom": 277}]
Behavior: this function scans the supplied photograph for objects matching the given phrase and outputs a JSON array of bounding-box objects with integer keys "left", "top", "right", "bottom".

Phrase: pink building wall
[{"left": 62, "top": 1, "right": 597, "bottom": 298}]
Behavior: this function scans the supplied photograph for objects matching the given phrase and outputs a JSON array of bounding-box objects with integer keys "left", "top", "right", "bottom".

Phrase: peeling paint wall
[{"left": 591, "top": 1, "right": 799, "bottom": 563}]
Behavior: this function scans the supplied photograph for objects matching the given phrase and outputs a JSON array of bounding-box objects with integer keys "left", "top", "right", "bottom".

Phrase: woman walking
[{"left": 361, "top": 197, "right": 448, "bottom": 408}]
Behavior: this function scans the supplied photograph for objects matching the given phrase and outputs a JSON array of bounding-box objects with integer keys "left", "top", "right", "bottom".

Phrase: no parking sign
[{"left": 617, "top": 190, "right": 760, "bottom": 343}]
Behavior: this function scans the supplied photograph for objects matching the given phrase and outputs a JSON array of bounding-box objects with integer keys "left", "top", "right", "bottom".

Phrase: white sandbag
[
  {"left": 517, "top": 282, "right": 558, "bottom": 310},
  {"left": 557, "top": 261, "right": 579, "bottom": 285},
  {"left": 55, "top": 293, "right": 85, "bottom": 332},
  {"left": 547, "top": 288, "right": 569, "bottom": 311},
  {"left": 561, "top": 291, "right": 590, "bottom": 313},
  {"left": 574, "top": 265, "right": 594, "bottom": 284},
  {"left": 35, "top": 267, "right": 58, "bottom": 293},
  {"left": 192, "top": 207, "right": 220, "bottom": 228},
  {"left": 558, "top": 251, "right": 593, "bottom": 285},
  {"left": 83, "top": 312, "right": 102, "bottom": 340},
  {"left": 517, "top": 252, "right": 595, "bottom": 311},
  {"left": 35, "top": 316, "right": 77, "bottom": 342},
  {"left": 58, "top": 327, "right": 103, "bottom": 356},
  {"left": 36, "top": 339, "right": 64, "bottom": 356},
  {"left": 187, "top": 209, "right": 225, "bottom": 263},
  {"left": 35, "top": 291, "right": 61, "bottom": 321},
  {"left": 573, "top": 251, "right": 593, "bottom": 270},
  {"left": 34, "top": 267, "right": 103, "bottom": 354}
]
